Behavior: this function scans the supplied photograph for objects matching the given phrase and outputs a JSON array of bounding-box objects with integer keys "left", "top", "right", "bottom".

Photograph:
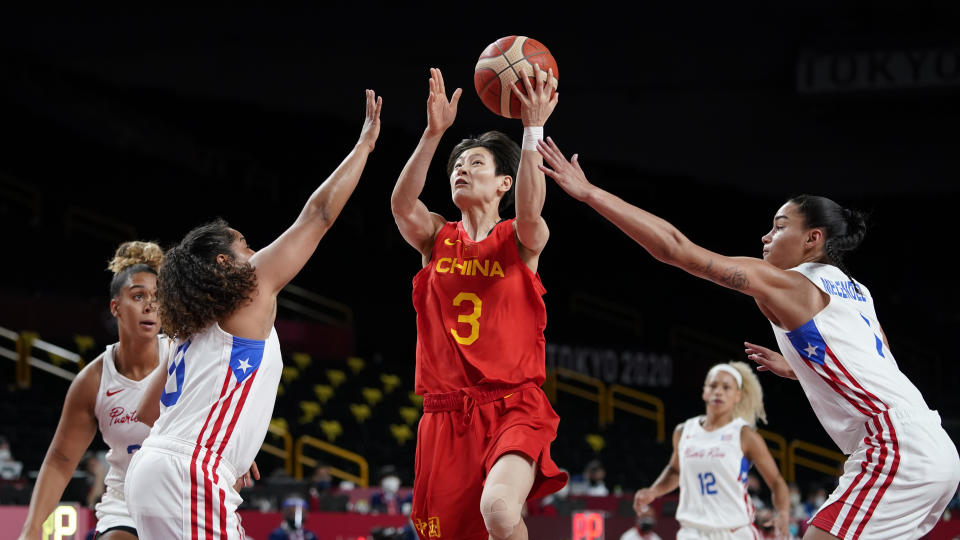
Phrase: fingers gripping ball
[{"left": 475, "top": 36, "right": 558, "bottom": 118}]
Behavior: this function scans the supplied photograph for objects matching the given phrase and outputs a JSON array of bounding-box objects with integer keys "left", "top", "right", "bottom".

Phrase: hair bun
[{"left": 107, "top": 241, "right": 164, "bottom": 274}]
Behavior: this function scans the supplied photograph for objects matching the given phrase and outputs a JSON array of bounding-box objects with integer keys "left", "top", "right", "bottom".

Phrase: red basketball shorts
[{"left": 410, "top": 382, "right": 568, "bottom": 540}]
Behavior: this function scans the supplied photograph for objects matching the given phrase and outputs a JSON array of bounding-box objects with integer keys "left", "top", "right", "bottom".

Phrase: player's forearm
[
  {"left": 391, "top": 129, "right": 443, "bottom": 216},
  {"left": 303, "top": 142, "right": 372, "bottom": 230},
  {"left": 20, "top": 460, "right": 74, "bottom": 535},
  {"left": 648, "top": 465, "right": 680, "bottom": 498},
  {"left": 582, "top": 187, "right": 688, "bottom": 265},
  {"left": 771, "top": 477, "right": 791, "bottom": 521},
  {"left": 515, "top": 150, "right": 547, "bottom": 223}
]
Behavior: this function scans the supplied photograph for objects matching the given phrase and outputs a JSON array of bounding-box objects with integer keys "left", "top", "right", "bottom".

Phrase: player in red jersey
[{"left": 390, "top": 66, "right": 567, "bottom": 540}]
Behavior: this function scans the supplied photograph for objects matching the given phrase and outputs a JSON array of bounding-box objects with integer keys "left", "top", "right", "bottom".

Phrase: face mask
[
  {"left": 315, "top": 480, "right": 331, "bottom": 491},
  {"left": 789, "top": 492, "right": 801, "bottom": 505},
  {"left": 284, "top": 506, "right": 303, "bottom": 530},
  {"left": 813, "top": 495, "right": 827, "bottom": 507},
  {"left": 0, "top": 449, "right": 10, "bottom": 461},
  {"left": 381, "top": 476, "right": 400, "bottom": 494}
]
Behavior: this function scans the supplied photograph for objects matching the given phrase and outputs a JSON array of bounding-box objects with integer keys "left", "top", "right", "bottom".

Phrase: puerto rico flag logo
[
  {"left": 229, "top": 337, "right": 264, "bottom": 383},
  {"left": 786, "top": 319, "right": 827, "bottom": 366}
]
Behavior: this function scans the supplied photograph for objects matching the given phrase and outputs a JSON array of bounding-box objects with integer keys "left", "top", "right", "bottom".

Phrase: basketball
[{"left": 474, "top": 36, "right": 559, "bottom": 119}]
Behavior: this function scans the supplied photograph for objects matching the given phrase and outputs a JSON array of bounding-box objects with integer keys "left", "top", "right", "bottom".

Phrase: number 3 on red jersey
[{"left": 450, "top": 292, "right": 481, "bottom": 345}]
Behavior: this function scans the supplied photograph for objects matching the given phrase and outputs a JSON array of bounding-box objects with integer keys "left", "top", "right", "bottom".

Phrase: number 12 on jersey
[
  {"left": 698, "top": 472, "right": 717, "bottom": 495},
  {"left": 450, "top": 292, "right": 482, "bottom": 345}
]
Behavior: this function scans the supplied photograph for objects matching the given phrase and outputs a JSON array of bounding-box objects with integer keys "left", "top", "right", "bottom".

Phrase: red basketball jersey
[{"left": 412, "top": 219, "right": 547, "bottom": 394}]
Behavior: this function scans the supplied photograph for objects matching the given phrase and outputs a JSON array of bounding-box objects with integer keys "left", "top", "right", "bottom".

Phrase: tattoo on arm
[{"left": 688, "top": 259, "right": 749, "bottom": 290}]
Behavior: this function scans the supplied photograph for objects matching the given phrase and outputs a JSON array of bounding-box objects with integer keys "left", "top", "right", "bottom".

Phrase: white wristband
[{"left": 522, "top": 126, "right": 543, "bottom": 151}]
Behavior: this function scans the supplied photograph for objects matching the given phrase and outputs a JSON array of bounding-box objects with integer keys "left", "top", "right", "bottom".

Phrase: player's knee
[{"left": 480, "top": 483, "right": 523, "bottom": 539}]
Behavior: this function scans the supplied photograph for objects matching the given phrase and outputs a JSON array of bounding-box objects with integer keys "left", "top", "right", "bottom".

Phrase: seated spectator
[
  {"left": 788, "top": 482, "right": 805, "bottom": 520},
  {"left": 369, "top": 465, "right": 412, "bottom": 516},
  {"left": 620, "top": 504, "right": 662, "bottom": 540},
  {"left": 802, "top": 482, "right": 827, "bottom": 519},
  {"left": 268, "top": 494, "right": 319, "bottom": 540},
  {"left": 0, "top": 435, "right": 23, "bottom": 480},
  {"left": 310, "top": 462, "right": 334, "bottom": 494},
  {"left": 571, "top": 459, "right": 609, "bottom": 496}
]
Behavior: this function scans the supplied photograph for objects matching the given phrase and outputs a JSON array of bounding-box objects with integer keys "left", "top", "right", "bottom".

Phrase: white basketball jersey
[
  {"left": 676, "top": 416, "right": 753, "bottom": 530},
  {"left": 93, "top": 334, "right": 176, "bottom": 521},
  {"left": 770, "top": 263, "right": 929, "bottom": 453},
  {"left": 145, "top": 323, "right": 283, "bottom": 476}
]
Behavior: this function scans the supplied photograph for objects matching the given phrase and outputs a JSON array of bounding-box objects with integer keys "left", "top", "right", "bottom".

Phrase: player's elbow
[
  {"left": 304, "top": 198, "right": 335, "bottom": 233},
  {"left": 390, "top": 190, "right": 419, "bottom": 222},
  {"left": 389, "top": 193, "right": 407, "bottom": 219},
  {"left": 649, "top": 230, "right": 688, "bottom": 265}
]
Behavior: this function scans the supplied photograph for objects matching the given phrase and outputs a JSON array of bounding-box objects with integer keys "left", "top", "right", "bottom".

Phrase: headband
[{"left": 707, "top": 364, "right": 743, "bottom": 388}]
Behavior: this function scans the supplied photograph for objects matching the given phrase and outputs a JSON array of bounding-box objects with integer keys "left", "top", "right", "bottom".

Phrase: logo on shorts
[{"left": 414, "top": 516, "right": 442, "bottom": 538}]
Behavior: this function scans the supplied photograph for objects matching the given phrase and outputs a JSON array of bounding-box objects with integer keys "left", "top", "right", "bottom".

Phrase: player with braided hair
[
  {"left": 19, "top": 241, "right": 174, "bottom": 540},
  {"left": 538, "top": 136, "right": 959, "bottom": 540}
]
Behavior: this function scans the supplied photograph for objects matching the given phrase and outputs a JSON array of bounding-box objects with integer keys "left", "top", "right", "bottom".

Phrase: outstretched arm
[
  {"left": 537, "top": 137, "right": 823, "bottom": 329},
  {"left": 19, "top": 362, "right": 100, "bottom": 540},
  {"left": 251, "top": 89, "right": 382, "bottom": 294},
  {"left": 633, "top": 425, "right": 682, "bottom": 513},
  {"left": 510, "top": 64, "right": 557, "bottom": 267},
  {"left": 391, "top": 68, "right": 457, "bottom": 259}
]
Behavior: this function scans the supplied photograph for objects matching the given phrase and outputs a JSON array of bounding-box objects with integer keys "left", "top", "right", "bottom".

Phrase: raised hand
[
  {"left": 511, "top": 63, "right": 558, "bottom": 127},
  {"left": 744, "top": 341, "right": 797, "bottom": 380},
  {"left": 426, "top": 67, "right": 462, "bottom": 136},
  {"left": 359, "top": 89, "right": 383, "bottom": 152},
  {"left": 536, "top": 137, "right": 594, "bottom": 201}
]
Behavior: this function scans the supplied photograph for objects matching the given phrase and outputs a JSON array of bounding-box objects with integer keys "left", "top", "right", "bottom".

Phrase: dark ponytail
[{"left": 789, "top": 195, "right": 868, "bottom": 291}]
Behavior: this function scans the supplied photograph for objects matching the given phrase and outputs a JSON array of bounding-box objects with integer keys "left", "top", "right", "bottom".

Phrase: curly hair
[
  {"left": 446, "top": 131, "right": 521, "bottom": 214},
  {"left": 107, "top": 241, "right": 164, "bottom": 298},
  {"left": 157, "top": 218, "right": 257, "bottom": 339},
  {"left": 705, "top": 361, "right": 768, "bottom": 427}
]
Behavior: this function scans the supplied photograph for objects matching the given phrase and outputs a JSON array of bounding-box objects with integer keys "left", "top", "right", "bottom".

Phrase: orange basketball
[{"left": 474, "top": 36, "right": 559, "bottom": 119}]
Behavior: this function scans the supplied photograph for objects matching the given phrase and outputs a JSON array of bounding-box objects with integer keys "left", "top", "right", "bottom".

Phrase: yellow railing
[
  {"left": 606, "top": 385, "right": 665, "bottom": 443},
  {"left": 546, "top": 368, "right": 607, "bottom": 427},
  {"left": 261, "top": 423, "right": 294, "bottom": 476},
  {"left": 758, "top": 429, "right": 789, "bottom": 478},
  {"left": 294, "top": 435, "right": 369, "bottom": 487},
  {"left": 1, "top": 326, "right": 85, "bottom": 387},
  {"left": 787, "top": 439, "right": 845, "bottom": 483}
]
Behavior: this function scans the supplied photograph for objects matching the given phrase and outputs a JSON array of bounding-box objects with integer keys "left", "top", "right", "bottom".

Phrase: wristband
[{"left": 522, "top": 126, "right": 543, "bottom": 151}]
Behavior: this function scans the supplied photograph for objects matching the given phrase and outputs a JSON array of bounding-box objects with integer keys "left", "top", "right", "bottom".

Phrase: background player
[
  {"left": 633, "top": 361, "right": 789, "bottom": 539},
  {"left": 537, "top": 138, "right": 960, "bottom": 540},
  {"left": 390, "top": 66, "right": 566, "bottom": 540},
  {"left": 125, "top": 89, "right": 381, "bottom": 539},
  {"left": 18, "top": 241, "right": 173, "bottom": 540}
]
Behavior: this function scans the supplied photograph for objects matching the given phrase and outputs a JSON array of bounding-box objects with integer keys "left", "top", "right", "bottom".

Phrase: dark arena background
[{"left": 1, "top": 5, "right": 958, "bottom": 540}]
